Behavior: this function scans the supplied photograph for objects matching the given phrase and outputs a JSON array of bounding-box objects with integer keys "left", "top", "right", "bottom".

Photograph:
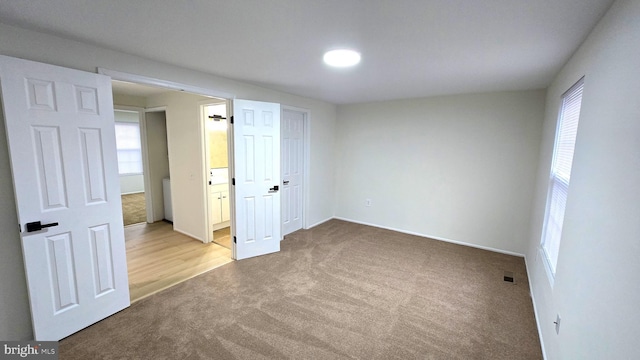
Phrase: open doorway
[
  {"left": 107, "top": 70, "right": 297, "bottom": 294},
  {"left": 114, "top": 108, "right": 147, "bottom": 226},
  {"left": 111, "top": 80, "right": 233, "bottom": 302},
  {"left": 202, "top": 102, "right": 232, "bottom": 249}
]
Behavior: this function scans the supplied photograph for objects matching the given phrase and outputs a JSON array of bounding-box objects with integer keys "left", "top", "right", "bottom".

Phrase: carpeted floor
[
  {"left": 60, "top": 219, "right": 542, "bottom": 359},
  {"left": 121, "top": 192, "right": 146, "bottom": 226}
]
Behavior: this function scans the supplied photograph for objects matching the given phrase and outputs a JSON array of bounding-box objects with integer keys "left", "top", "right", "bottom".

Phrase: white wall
[
  {"left": 119, "top": 174, "right": 145, "bottom": 194},
  {"left": 145, "top": 91, "right": 213, "bottom": 240},
  {"left": 113, "top": 93, "right": 146, "bottom": 108},
  {"left": 526, "top": 0, "right": 640, "bottom": 359},
  {"left": 0, "top": 22, "right": 337, "bottom": 340},
  {"left": 335, "top": 90, "right": 545, "bottom": 255}
]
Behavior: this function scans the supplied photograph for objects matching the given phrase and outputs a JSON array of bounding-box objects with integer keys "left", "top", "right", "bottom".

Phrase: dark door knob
[
  {"left": 283, "top": 180, "right": 290, "bottom": 185},
  {"left": 269, "top": 185, "right": 279, "bottom": 192},
  {"left": 26, "top": 221, "right": 59, "bottom": 233}
]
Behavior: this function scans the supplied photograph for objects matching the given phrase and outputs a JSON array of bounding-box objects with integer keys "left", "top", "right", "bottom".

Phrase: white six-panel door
[
  {"left": 281, "top": 109, "right": 304, "bottom": 236},
  {"left": 0, "top": 55, "right": 130, "bottom": 340},
  {"left": 232, "top": 99, "right": 281, "bottom": 260}
]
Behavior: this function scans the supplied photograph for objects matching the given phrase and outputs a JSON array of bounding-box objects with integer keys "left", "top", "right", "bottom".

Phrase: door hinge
[
  {"left": 230, "top": 115, "right": 234, "bottom": 124},
  {"left": 233, "top": 236, "right": 237, "bottom": 244},
  {"left": 232, "top": 178, "right": 235, "bottom": 185}
]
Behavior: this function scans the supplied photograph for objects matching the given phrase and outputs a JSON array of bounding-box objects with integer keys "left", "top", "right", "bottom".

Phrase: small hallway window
[{"left": 115, "top": 121, "right": 143, "bottom": 175}]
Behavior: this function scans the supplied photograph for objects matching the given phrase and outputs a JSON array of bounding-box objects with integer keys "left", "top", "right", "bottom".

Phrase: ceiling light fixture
[{"left": 323, "top": 49, "right": 361, "bottom": 67}]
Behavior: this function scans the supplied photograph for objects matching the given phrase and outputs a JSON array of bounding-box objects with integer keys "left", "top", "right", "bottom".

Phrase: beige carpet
[
  {"left": 121, "top": 192, "right": 146, "bottom": 226},
  {"left": 60, "top": 219, "right": 542, "bottom": 359}
]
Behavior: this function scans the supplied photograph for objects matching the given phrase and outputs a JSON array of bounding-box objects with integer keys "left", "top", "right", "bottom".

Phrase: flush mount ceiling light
[{"left": 323, "top": 49, "right": 361, "bottom": 67}]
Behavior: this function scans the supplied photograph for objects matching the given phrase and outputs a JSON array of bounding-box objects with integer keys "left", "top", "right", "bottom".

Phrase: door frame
[
  {"left": 98, "top": 69, "right": 235, "bottom": 100},
  {"left": 281, "top": 105, "right": 311, "bottom": 231},
  {"left": 98, "top": 67, "right": 236, "bottom": 243},
  {"left": 199, "top": 99, "right": 229, "bottom": 244}
]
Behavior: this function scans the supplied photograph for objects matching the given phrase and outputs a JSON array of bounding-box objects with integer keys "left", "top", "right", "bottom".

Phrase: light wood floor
[
  {"left": 125, "top": 221, "right": 233, "bottom": 302},
  {"left": 212, "top": 226, "right": 231, "bottom": 249}
]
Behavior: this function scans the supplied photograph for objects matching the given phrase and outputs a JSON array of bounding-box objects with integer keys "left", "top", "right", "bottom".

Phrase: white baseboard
[
  {"left": 121, "top": 191, "right": 144, "bottom": 195},
  {"left": 524, "top": 255, "right": 548, "bottom": 360},
  {"left": 212, "top": 221, "right": 230, "bottom": 232},
  {"left": 305, "top": 217, "right": 334, "bottom": 229},
  {"left": 173, "top": 228, "right": 204, "bottom": 243},
  {"left": 333, "top": 216, "right": 525, "bottom": 258}
]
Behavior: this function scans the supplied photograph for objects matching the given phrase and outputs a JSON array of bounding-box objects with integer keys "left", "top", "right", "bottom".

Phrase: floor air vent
[{"left": 503, "top": 271, "right": 515, "bottom": 284}]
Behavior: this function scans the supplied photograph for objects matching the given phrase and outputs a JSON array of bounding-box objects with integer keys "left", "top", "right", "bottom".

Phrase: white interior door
[
  {"left": 232, "top": 99, "right": 281, "bottom": 260},
  {"left": 0, "top": 55, "right": 130, "bottom": 341},
  {"left": 281, "top": 109, "right": 304, "bottom": 236}
]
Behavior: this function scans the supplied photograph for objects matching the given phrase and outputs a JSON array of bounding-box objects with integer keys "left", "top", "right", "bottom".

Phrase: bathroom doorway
[{"left": 202, "top": 102, "right": 232, "bottom": 249}]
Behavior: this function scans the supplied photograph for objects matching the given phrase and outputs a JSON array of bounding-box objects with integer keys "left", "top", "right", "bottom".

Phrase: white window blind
[
  {"left": 115, "top": 122, "right": 143, "bottom": 175},
  {"left": 541, "top": 77, "right": 584, "bottom": 275}
]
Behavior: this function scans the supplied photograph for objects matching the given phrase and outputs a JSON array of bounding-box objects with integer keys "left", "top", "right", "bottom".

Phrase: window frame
[
  {"left": 114, "top": 121, "right": 144, "bottom": 176},
  {"left": 540, "top": 77, "right": 585, "bottom": 284}
]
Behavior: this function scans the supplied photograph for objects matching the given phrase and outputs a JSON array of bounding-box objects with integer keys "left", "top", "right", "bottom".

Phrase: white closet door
[{"left": 281, "top": 109, "right": 304, "bottom": 235}]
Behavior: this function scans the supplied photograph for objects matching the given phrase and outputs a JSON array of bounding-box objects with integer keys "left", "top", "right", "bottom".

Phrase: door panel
[
  {"left": 211, "top": 191, "right": 222, "bottom": 224},
  {"left": 282, "top": 109, "right": 304, "bottom": 235},
  {"left": 89, "top": 224, "right": 116, "bottom": 296},
  {"left": 232, "top": 99, "right": 281, "bottom": 260},
  {"left": 46, "top": 232, "right": 78, "bottom": 312},
  {"left": 221, "top": 191, "right": 230, "bottom": 222},
  {"left": 0, "top": 55, "right": 129, "bottom": 340},
  {"left": 33, "top": 126, "right": 68, "bottom": 209},
  {"left": 79, "top": 128, "right": 108, "bottom": 203}
]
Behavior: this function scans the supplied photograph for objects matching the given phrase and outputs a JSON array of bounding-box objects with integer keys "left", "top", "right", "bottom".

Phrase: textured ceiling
[{"left": 0, "top": 0, "right": 614, "bottom": 104}]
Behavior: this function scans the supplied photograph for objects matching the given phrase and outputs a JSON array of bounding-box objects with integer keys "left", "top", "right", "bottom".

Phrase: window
[
  {"left": 115, "top": 122, "right": 143, "bottom": 175},
  {"left": 541, "top": 77, "right": 584, "bottom": 277}
]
